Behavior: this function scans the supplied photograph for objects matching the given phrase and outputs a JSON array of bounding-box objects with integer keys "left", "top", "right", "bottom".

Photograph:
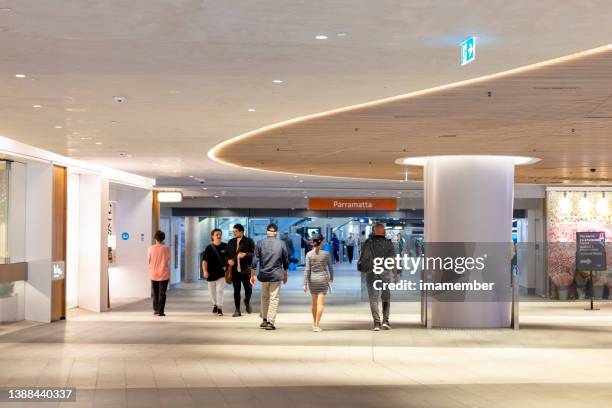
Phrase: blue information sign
[
  {"left": 460, "top": 37, "right": 476, "bottom": 66},
  {"left": 121, "top": 232, "right": 130, "bottom": 241}
]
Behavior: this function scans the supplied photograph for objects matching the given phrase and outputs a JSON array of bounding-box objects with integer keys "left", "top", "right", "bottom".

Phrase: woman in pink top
[{"left": 148, "top": 230, "right": 171, "bottom": 316}]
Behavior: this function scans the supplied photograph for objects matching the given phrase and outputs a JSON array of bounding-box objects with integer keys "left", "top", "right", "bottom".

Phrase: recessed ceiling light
[
  {"left": 15, "top": 74, "right": 25, "bottom": 78},
  {"left": 157, "top": 192, "right": 183, "bottom": 203},
  {"left": 336, "top": 33, "right": 346, "bottom": 37},
  {"left": 0, "top": 8, "right": 12, "bottom": 12},
  {"left": 32, "top": 104, "right": 41, "bottom": 108},
  {"left": 315, "top": 35, "right": 328, "bottom": 40},
  {"left": 214, "top": 195, "right": 219, "bottom": 198},
  {"left": 189, "top": 175, "right": 194, "bottom": 178},
  {"left": 95, "top": 142, "right": 103, "bottom": 145},
  {"left": 304, "top": 196, "right": 308, "bottom": 199},
  {"left": 272, "top": 79, "right": 283, "bottom": 84},
  {"left": 202, "top": 187, "right": 207, "bottom": 190},
  {"left": 299, "top": 179, "right": 304, "bottom": 183},
  {"left": 55, "top": 125, "right": 63, "bottom": 129},
  {"left": 247, "top": 108, "right": 256, "bottom": 112},
  {"left": 80, "top": 137, "right": 92, "bottom": 140}
]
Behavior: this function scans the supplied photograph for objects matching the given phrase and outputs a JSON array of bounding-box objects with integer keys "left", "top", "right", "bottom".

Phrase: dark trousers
[
  {"left": 333, "top": 249, "right": 339, "bottom": 263},
  {"left": 151, "top": 280, "right": 169, "bottom": 314},
  {"left": 232, "top": 272, "right": 252, "bottom": 310},
  {"left": 347, "top": 246, "right": 355, "bottom": 263}
]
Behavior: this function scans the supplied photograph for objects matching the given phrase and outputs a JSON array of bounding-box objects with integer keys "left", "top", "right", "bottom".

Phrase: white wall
[
  {"left": 8, "top": 162, "right": 26, "bottom": 321},
  {"left": 8, "top": 162, "right": 26, "bottom": 263},
  {"left": 66, "top": 172, "right": 80, "bottom": 308},
  {"left": 24, "top": 161, "right": 53, "bottom": 322},
  {"left": 108, "top": 184, "right": 152, "bottom": 299},
  {"left": 1, "top": 135, "right": 154, "bottom": 317},
  {"left": 77, "top": 174, "right": 109, "bottom": 312}
]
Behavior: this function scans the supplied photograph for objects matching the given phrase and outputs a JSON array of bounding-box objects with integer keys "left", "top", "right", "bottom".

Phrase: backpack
[{"left": 357, "top": 239, "right": 374, "bottom": 273}]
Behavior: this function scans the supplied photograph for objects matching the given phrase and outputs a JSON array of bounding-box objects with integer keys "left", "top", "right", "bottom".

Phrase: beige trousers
[{"left": 260, "top": 282, "right": 281, "bottom": 323}]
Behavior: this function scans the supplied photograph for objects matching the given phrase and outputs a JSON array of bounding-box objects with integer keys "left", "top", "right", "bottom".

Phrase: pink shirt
[{"left": 148, "top": 244, "right": 171, "bottom": 281}]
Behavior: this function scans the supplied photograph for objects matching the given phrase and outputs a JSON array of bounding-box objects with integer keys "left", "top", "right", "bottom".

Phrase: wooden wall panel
[
  {"left": 152, "top": 191, "right": 160, "bottom": 242},
  {"left": 51, "top": 165, "right": 67, "bottom": 321}
]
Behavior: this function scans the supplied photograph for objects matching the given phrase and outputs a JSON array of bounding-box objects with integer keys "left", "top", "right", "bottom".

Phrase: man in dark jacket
[
  {"left": 358, "top": 223, "right": 398, "bottom": 331},
  {"left": 227, "top": 224, "right": 255, "bottom": 317},
  {"left": 250, "top": 223, "right": 289, "bottom": 330}
]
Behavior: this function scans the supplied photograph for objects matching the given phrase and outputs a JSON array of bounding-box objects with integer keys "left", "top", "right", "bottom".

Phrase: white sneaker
[
  {"left": 313, "top": 327, "right": 322, "bottom": 332},
  {"left": 382, "top": 322, "right": 392, "bottom": 330}
]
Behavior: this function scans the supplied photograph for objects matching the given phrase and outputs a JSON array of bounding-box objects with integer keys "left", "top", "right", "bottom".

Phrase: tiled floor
[{"left": 1, "top": 265, "right": 612, "bottom": 407}]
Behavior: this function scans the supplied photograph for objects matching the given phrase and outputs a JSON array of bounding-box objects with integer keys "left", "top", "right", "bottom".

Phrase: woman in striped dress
[{"left": 303, "top": 233, "right": 334, "bottom": 332}]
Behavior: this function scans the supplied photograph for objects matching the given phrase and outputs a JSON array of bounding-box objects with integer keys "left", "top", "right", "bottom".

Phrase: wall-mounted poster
[{"left": 547, "top": 191, "right": 611, "bottom": 300}]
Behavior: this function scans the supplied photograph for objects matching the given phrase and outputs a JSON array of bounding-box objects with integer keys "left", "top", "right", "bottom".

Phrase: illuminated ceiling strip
[{"left": 208, "top": 44, "right": 612, "bottom": 180}]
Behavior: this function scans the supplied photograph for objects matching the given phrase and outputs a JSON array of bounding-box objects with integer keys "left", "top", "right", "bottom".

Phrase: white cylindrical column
[
  {"left": 424, "top": 155, "right": 514, "bottom": 328},
  {"left": 183, "top": 216, "right": 201, "bottom": 283}
]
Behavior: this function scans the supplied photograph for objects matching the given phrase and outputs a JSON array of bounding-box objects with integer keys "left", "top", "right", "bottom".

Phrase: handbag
[{"left": 210, "top": 244, "right": 231, "bottom": 284}]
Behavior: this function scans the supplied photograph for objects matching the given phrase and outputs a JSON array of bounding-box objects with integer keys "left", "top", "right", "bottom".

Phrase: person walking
[
  {"left": 357, "top": 230, "right": 367, "bottom": 253},
  {"left": 303, "top": 233, "right": 333, "bottom": 332},
  {"left": 396, "top": 233, "right": 405, "bottom": 256},
  {"left": 358, "top": 223, "right": 398, "bottom": 331},
  {"left": 330, "top": 233, "right": 340, "bottom": 263},
  {"left": 303, "top": 233, "right": 314, "bottom": 255},
  {"left": 227, "top": 224, "right": 255, "bottom": 317},
  {"left": 148, "top": 230, "right": 171, "bottom": 316},
  {"left": 201, "top": 228, "right": 228, "bottom": 316},
  {"left": 281, "top": 232, "right": 295, "bottom": 260},
  {"left": 346, "top": 233, "right": 356, "bottom": 264},
  {"left": 250, "top": 223, "right": 289, "bottom": 330}
]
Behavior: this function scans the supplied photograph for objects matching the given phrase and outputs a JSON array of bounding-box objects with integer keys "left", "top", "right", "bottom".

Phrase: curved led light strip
[
  {"left": 395, "top": 155, "right": 541, "bottom": 166},
  {"left": 208, "top": 44, "right": 612, "bottom": 180}
]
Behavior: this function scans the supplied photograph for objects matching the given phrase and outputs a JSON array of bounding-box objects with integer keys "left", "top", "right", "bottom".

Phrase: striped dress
[{"left": 304, "top": 249, "right": 334, "bottom": 294}]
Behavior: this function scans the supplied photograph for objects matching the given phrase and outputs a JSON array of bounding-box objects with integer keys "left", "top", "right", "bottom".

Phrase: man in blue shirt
[
  {"left": 250, "top": 223, "right": 289, "bottom": 330},
  {"left": 330, "top": 233, "right": 340, "bottom": 263}
]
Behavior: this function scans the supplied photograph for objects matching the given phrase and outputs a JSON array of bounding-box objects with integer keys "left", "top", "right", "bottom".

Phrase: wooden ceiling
[{"left": 212, "top": 45, "right": 612, "bottom": 185}]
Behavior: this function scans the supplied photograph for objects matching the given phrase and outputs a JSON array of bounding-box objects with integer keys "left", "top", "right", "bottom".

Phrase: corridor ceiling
[
  {"left": 213, "top": 45, "right": 612, "bottom": 184},
  {"left": 2, "top": 1, "right": 612, "bottom": 194}
]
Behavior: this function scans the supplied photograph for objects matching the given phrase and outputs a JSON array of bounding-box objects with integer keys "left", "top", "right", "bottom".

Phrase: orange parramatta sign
[{"left": 308, "top": 198, "right": 398, "bottom": 211}]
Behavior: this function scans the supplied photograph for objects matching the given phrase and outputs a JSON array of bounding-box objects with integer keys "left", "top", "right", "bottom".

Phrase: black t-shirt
[{"left": 202, "top": 242, "right": 228, "bottom": 281}]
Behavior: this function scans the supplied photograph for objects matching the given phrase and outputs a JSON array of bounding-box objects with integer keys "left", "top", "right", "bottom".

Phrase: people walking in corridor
[
  {"left": 202, "top": 228, "right": 228, "bottom": 316},
  {"left": 250, "top": 223, "right": 289, "bottom": 330},
  {"left": 148, "top": 230, "right": 171, "bottom": 316},
  {"left": 346, "top": 233, "right": 355, "bottom": 264},
  {"left": 227, "top": 223, "right": 254, "bottom": 317},
  {"left": 358, "top": 223, "right": 398, "bottom": 331},
  {"left": 303, "top": 233, "right": 333, "bottom": 332}
]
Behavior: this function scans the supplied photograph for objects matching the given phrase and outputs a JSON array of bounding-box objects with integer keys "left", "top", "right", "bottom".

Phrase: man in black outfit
[{"left": 227, "top": 224, "right": 255, "bottom": 317}]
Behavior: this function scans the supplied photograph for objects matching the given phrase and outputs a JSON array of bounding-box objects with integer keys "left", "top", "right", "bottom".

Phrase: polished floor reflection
[{"left": 1, "top": 268, "right": 611, "bottom": 407}]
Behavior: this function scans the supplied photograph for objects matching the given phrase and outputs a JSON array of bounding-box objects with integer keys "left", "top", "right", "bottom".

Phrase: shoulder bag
[{"left": 210, "top": 244, "right": 231, "bottom": 284}]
